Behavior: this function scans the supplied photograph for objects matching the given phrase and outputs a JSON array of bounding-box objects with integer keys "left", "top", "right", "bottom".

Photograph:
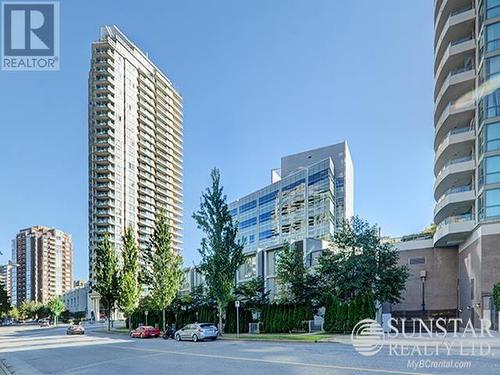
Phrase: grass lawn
[{"left": 221, "top": 332, "right": 336, "bottom": 342}]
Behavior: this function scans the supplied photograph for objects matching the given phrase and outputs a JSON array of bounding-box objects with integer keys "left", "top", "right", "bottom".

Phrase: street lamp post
[{"left": 420, "top": 270, "right": 427, "bottom": 315}]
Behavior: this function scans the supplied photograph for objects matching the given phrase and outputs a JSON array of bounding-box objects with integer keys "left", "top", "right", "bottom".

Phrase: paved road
[{"left": 0, "top": 325, "right": 499, "bottom": 374}]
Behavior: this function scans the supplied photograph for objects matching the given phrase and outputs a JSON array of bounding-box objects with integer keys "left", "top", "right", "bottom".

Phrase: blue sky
[{"left": 0, "top": 0, "right": 435, "bottom": 280}]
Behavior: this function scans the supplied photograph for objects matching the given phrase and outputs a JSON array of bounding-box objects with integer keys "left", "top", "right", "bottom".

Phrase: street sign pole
[
  {"left": 145, "top": 310, "right": 149, "bottom": 326},
  {"left": 235, "top": 301, "right": 240, "bottom": 338}
]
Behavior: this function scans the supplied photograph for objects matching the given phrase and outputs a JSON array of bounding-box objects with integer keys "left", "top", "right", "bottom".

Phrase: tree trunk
[
  {"left": 218, "top": 305, "right": 223, "bottom": 335},
  {"left": 108, "top": 307, "right": 111, "bottom": 331},
  {"left": 162, "top": 309, "right": 166, "bottom": 332}
]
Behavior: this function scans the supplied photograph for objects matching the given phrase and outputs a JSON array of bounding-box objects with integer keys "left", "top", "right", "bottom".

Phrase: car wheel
[
  {"left": 175, "top": 334, "right": 181, "bottom": 341},
  {"left": 210, "top": 337, "right": 217, "bottom": 341},
  {"left": 192, "top": 334, "right": 198, "bottom": 342}
]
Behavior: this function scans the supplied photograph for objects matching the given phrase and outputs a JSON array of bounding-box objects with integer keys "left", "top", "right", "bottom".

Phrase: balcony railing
[
  {"left": 436, "top": 125, "right": 474, "bottom": 154},
  {"left": 437, "top": 213, "right": 474, "bottom": 230},
  {"left": 450, "top": 3, "right": 474, "bottom": 17},
  {"left": 436, "top": 185, "right": 473, "bottom": 204},
  {"left": 450, "top": 34, "right": 474, "bottom": 47},
  {"left": 437, "top": 155, "right": 473, "bottom": 177}
]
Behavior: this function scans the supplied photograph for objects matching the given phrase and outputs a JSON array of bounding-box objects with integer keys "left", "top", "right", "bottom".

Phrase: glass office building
[
  {"left": 228, "top": 142, "right": 354, "bottom": 294},
  {"left": 229, "top": 158, "right": 335, "bottom": 254}
]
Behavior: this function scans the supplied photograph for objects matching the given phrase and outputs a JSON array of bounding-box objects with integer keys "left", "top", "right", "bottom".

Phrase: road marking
[
  {"left": 60, "top": 352, "right": 165, "bottom": 374},
  {"left": 104, "top": 344, "right": 430, "bottom": 375}
]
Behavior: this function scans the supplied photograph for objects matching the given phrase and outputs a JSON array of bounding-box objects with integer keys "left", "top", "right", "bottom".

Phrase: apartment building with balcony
[
  {"left": 11, "top": 226, "right": 73, "bottom": 307},
  {"left": 409, "top": 0, "right": 500, "bottom": 325},
  {"left": 88, "top": 26, "right": 183, "bottom": 318}
]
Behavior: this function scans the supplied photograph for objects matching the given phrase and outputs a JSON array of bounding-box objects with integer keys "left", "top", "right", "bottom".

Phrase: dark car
[{"left": 130, "top": 326, "right": 160, "bottom": 338}]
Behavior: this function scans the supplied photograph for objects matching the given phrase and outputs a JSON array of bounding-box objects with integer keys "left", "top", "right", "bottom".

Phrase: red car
[{"left": 130, "top": 326, "right": 161, "bottom": 338}]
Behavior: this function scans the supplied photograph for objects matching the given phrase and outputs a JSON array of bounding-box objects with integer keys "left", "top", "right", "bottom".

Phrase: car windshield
[{"left": 199, "top": 324, "right": 215, "bottom": 328}]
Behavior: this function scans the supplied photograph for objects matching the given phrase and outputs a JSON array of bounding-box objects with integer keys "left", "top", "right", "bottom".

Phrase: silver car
[{"left": 175, "top": 323, "right": 218, "bottom": 342}]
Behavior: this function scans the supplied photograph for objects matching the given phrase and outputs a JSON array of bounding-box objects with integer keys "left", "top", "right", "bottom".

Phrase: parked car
[
  {"left": 175, "top": 323, "right": 218, "bottom": 342},
  {"left": 66, "top": 324, "right": 85, "bottom": 335},
  {"left": 130, "top": 325, "right": 160, "bottom": 338},
  {"left": 39, "top": 319, "right": 50, "bottom": 327},
  {"left": 1, "top": 319, "right": 13, "bottom": 326}
]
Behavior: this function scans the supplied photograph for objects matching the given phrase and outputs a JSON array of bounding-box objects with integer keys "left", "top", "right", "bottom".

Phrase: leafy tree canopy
[{"left": 318, "top": 216, "right": 409, "bottom": 304}]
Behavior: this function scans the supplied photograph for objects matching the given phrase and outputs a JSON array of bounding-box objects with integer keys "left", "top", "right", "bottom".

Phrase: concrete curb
[{"left": 218, "top": 336, "right": 339, "bottom": 344}]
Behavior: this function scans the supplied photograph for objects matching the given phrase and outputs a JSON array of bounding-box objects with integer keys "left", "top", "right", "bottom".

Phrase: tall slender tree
[
  {"left": 93, "top": 234, "right": 120, "bottom": 331},
  {"left": 146, "top": 209, "right": 183, "bottom": 331},
  {"left": 118, "top": 226, "right": 141, "bottom": 330},
  {"left": 193, "top": 168, "right": 244, "bottom": 333}
]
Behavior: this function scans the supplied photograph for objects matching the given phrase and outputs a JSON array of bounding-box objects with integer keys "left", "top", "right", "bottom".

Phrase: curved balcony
[
  {"left": 433, "top": 213, "right": 475, "bottom": 247},
  {"left": 435, "top": 37, "right": 475, "bottom": 88},
  {"left": 435, "top": 5, "right": 475, "bottom": 66},
  {"left": 435, "top": 0, "right": 474, "bottom": 38},
  {"left": 434, "top": 185, "right": 475, "bottom": 225},
  {"left": 434, "top": 156, "right": 475, "bottom": 199},
  {"left": 434, "top": 100, "right": 475, "bottom": 143},
  {"left": 434, "top": 68, "right": 475, "bottom": 119},
  {"left": 434, "top": 126, "right": 475, "bottom": 174}
]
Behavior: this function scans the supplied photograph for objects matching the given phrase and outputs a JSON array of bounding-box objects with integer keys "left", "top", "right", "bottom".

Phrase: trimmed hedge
[
  {"left": 323, "top": 293, "right": 376, "bottom": 333},
  {"left": 261, "top": 303, "right": 311, "bottom": 333}
]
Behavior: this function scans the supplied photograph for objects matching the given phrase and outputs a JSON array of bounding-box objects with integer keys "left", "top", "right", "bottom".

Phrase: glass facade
[
  {"left": 477, "top": 1, "right": 500, "bottom": 223},
  {"left": 229, "top": 158, "right": 335, "bottom": 254},
  {"left": 479, "top": 188, "right": 500, "bottom": 219}
]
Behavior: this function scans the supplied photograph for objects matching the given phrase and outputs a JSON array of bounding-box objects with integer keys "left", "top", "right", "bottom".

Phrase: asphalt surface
[{"left": 0, "top": 325, "right": 499, "bottom": 374}]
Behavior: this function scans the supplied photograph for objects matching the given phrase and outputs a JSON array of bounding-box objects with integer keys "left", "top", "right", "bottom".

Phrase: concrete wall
[
  {"left": 458, "top": 225, "right": 500, "bottom": 324},
  {"left": 392, "top": 239, "right": 458, "bottom": 312}
]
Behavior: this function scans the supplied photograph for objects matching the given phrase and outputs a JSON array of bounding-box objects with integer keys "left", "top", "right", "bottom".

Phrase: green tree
[
  {"left": 275, "top": 242, "right": 318, "bottom": 304},
  {"left": 0, "top": 281, "right": 10, "bottom": 316},
  {"left": 192, "top": 168, "right": 244, "bottom": 334},
  {"left": 19, "top": 300, "right": 38, "bottom": 320},
  {"left": 47, "top": 297, "right": 65, "bottom": 325},
  {"left": 118, "top": 227, "right": 141, "bottom": 330},
  {"left": 146, "top": 209, "right": 184, "bottom": 331},
  {"left": 323, "top": 294, "right": 339, "bottom": 333},
  {"left": 93, "top": 234, "right": 120, "bottom": 331},
  {"left": 35, "top": 304, "right": 51, "bottom": 319},
  {"left": 318, "top": 216, "right": 409, "bottom": 305},
  {"left": 9, "top": 307, "right": 20, "bottom": 321},
  {"left": 234, "top": 276, "right": 269, "bottom": 313}
]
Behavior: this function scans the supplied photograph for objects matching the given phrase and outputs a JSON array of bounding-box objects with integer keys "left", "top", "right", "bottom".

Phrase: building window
[
  {"left": 479, "top": 188, "right": 500, "bottom": 219},
  {"left": 486, "top": 155, "right": 500, "bottom": 184},
  {"left": 480, "top": 89, "right": 500, "bottom": 121},
  {"left": 487, "top": 22, "right": 500, "bottom": 52},
  {"left": 487, "top": 0, "right": 500, "bottom": 19},
  {"left": 238, "top": 256, "right": 256, "bottom": 281},
  {"left": 480, "top": 121, "right": 500, "bottom": 154},
  {"left": 408, "top": 257, "right": 426, "bottom": 266},
  {"left": 240, "top": 200, "right": 257, "bottom": 214},
  {"left": 239, "top": 217, "right": 257, "bottom": 230}
]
